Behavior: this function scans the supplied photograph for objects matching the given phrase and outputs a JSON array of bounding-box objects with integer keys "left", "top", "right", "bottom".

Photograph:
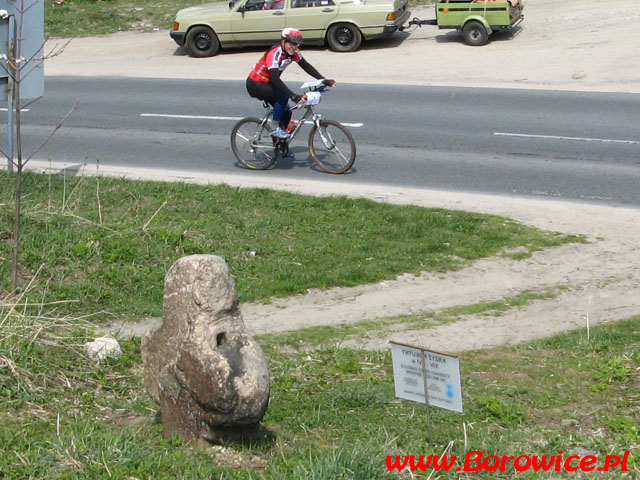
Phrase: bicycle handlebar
[
  {"left": 317, "top": 79, "right": 337, "bottom": 91},
  {"left": 304, "top": 85, "right": 327, "bottom": 93},
  {"left": 288, "top": 79, "right": 335, "bottom": 110},
  {"left": 302, "top": 79, "right": 334, "bottom": 93}
]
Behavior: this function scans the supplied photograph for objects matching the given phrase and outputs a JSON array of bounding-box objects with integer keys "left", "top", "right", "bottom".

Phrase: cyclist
[{"left": 246, "top": 27, "right": 335, "bottom": 139}]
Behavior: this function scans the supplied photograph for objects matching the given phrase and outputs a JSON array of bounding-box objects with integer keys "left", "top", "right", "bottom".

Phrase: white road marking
[
  {"left": 0, "top": 108, "right": 30, "bottom": 112},
  {"left": 494, "top": 132, "right": 640, "bottom": 145},
  {"left": 141, "top": 113, "right": 363, "bottom": 128},
  {"left": 141, "top": 113, "right": 242, "bottom": 121}
]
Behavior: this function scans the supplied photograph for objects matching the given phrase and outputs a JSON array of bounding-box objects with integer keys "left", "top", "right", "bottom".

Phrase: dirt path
[{"left": 45, "top": 0, "right": 640, "bottom": 351}]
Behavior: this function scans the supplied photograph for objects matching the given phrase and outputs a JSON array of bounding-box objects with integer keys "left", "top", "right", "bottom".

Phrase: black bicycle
[{"left": 230, "top": 80, "right": 356, "bottom": 174}]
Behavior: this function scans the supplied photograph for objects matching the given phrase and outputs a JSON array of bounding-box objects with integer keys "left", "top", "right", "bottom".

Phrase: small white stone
[{"left": 84, "top": 336, "right": 122, "bottom": 361}]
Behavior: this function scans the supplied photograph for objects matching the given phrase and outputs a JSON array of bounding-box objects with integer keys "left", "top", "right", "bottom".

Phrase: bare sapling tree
[{"left": 1, "top": 0, "right": 75, "bottom": 293}]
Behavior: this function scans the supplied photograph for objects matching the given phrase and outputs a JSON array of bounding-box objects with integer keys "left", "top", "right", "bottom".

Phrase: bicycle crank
[{"left": 274, "top": 138, "right": 290, "bottom": 156}]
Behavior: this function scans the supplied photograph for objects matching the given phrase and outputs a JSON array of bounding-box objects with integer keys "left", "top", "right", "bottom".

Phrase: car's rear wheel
[
  {"left": 462, "top": 20, "right": 489, "bottom": 46},
  {"left": 186, "top": 26, "right": 220, "bottom": 57},
  {"left": 326, "top": 23, "right": 362, "bottom": 52}
]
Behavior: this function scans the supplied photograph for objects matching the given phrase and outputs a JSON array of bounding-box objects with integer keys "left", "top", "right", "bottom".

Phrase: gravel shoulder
[
  {"left": 46, "top": 0, "right": 640, "bottom": 93},
  {"left": 45, "top": 0, "right": 640, "bottom": 351}
]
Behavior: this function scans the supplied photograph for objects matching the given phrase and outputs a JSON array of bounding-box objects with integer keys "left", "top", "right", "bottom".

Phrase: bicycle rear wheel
[
  {"left": 308, "top": 120, "right": 356, "bottom": 174},
  {"left": 231, "top": 117, "right": 277, "bottom": 170}
]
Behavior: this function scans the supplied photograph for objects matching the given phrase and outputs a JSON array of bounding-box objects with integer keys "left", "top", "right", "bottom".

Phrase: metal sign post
[
  {"left": 0, "top": 0, "right": 45, "bottom": 172},
  {"left": 420, "top": 350, "right": 434, "bottom": 445},
  {"left": 390, "top": 341, "right": 463, "bottom": 444}
]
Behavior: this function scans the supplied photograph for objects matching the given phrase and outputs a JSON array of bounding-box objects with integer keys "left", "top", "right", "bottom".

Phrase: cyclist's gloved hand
[
  {"left": 323, "top": 79, "right": 336, "bottom": 87},
  {"left": 291, "top": 94, "right": 303, "bottom": 103}
]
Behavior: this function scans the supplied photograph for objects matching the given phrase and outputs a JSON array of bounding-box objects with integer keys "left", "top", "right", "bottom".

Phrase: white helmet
[{"left": 281, "top": 27, "right": 303, "bottom": 45}]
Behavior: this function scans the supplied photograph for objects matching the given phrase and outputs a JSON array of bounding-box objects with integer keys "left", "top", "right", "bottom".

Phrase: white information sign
[{"left": 390, "top": 341, "right": 463, "bottom": 413}]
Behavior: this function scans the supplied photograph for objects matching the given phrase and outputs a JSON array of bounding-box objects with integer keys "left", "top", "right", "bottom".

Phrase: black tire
[
  {"left": 308, "top": 120, "right": 356, "bottom": 174},
  {"left": 462, "top": 20, "right": 489, "bottom": 46},
  {"left": 231, "top": 117, "right": 277, "bottom": 170},
  {"left": 326, "top": 23, "right": 362, "bottom": 52},
  {"left": 185, "top": 26, "right": 220, "bottom": 57}
]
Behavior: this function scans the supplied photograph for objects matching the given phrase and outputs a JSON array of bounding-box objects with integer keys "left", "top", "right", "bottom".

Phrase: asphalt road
[{"left": 11, "top": 76, "right": 640, "bottom": 206}]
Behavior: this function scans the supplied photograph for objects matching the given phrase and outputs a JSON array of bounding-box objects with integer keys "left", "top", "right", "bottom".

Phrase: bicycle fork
[{"left": 314, "top": 114, "right": 336, "bottom": 150}]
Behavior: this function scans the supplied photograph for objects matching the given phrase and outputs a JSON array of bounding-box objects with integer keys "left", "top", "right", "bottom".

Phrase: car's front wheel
[
  {"left": 185, "top": 26, "right": 220, "bottom": 57},
  {"left": 326, "top": 23, "right": 362, "bottom": 52}
]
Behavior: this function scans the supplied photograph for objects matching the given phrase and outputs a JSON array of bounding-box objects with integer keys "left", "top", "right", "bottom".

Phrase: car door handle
[
  {"left": 322, "top": 7, "right": 334, "bottom": 12},
  {"left": 272, "top": 10, "right": 284, "bottom": 15}
]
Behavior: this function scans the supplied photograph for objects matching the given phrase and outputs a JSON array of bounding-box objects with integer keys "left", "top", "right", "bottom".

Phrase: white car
[{"left": 170, "top": 0, "right": 411, "bottom": 56}]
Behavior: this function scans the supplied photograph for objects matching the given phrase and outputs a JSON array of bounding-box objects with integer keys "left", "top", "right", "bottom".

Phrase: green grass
[
  {"left": 0, "top": 169, "right": 618, "bottom": 479},
  {"left": 22, "top": 2, "right": 634, "bottom": 478},
  {"left": 45, "top": 0, "right": 197, "bottom": 38},
  {"left": 2, "top": 301, "right": 638, "bottom": 479},
  {"left": 0, "top": 171, "right": 580, "bottom": 323},
  {"left": 44, "top": 0, "right": 436, "bottom": 38}
]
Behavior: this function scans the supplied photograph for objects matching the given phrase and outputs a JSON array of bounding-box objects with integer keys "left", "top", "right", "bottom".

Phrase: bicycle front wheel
[
  {"left": 308, "top": 120, "right": 356, "bottom": 174},
  {"left": 231, "top": 117, "right": 277, "bottom": 170}
]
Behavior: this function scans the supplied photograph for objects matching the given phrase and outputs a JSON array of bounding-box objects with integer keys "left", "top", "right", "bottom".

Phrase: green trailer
[{"left": 401, "top": 0, "right": 524, "bottom": 46}]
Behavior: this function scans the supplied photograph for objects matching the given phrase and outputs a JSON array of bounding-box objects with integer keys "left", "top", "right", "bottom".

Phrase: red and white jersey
[{"left": 248, "top": 45, "right": 303, "bottom": 83}]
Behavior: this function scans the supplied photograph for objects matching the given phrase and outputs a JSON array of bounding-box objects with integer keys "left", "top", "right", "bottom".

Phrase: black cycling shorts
[{"left": 246, "top": 77, "right": 276, "bottom": 105}]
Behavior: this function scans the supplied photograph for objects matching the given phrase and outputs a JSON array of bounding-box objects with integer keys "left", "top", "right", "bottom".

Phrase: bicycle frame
[{"left": 257, "top": 101, "right": 323, "bottom": 147}]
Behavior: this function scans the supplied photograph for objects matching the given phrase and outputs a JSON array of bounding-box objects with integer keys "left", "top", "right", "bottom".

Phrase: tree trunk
[
  {"left": 10, "top": 164, "right": 23, "bottom": 292},
  {"left": 10, "top": 71, "right": 23, "bottom": 292}
]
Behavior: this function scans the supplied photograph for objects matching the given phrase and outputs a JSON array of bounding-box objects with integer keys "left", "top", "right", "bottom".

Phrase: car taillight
[
  {"left": 173, "top": 22, "right": 180, "bottom": 31},
  {"left": 386, "top": 12, "right": 397, "bottom": 21}
]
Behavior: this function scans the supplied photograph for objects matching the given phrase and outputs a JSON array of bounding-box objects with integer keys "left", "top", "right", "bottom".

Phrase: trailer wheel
[{"left": 462, "top": 21, "right": 489, "bottom": 46}]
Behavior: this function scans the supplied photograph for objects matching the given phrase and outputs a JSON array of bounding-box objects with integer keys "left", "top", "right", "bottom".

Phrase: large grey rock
[{"left": 141, "top": 255, "right": 270, "bottom": 442}]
